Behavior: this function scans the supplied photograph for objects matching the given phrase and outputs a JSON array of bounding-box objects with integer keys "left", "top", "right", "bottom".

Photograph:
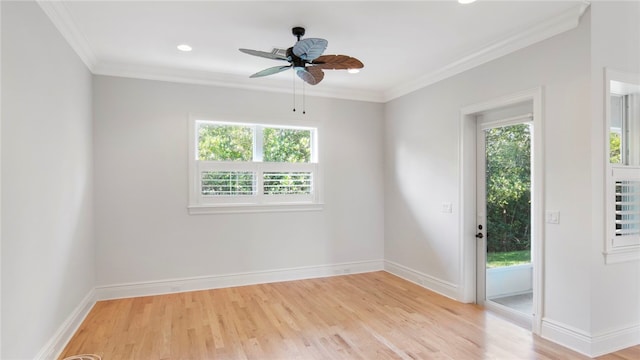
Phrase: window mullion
[
  {"left": 254, "top": 125, "right": 264, "bottom": 162},
  {"left": 311, "top": 128, "right": 318, "bottom": 163},
  {"left": 255, "top": 126, "right": 264, "bottom": 199},
  {"left": 256, "top": 163, "right": 264, "bottom": 202}
]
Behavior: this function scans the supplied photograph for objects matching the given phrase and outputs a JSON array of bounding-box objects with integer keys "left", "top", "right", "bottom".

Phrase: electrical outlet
[{"left": 441, "top": 202, "right": 453, "bottom": 213}]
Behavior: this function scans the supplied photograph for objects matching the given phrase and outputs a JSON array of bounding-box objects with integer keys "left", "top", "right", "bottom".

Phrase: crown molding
[
  {"left": 35, "top": 0, "right": 382, "bottom": 102},
  {"left": 37, "top": 0, "right": 97, "bottom": 71},
  {"left": 38, "top": 1, "right": 589, "bottom": 104},
  {"left": 382, "top": 2, "right": 591, "bottom": 102},
  {"left": 93, "top": 61, "right": 385, "bottom": 103}
]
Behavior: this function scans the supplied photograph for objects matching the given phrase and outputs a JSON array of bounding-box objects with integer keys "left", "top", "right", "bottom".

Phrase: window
[
  {"left": 609, "top": 93, "right": 640, "bottom": 166},
  {"left": 188, "top": 118, "right": 321, "bottom": 213},
  {"left": 605, "top": 69, "right": 640, "bottom": 263}
]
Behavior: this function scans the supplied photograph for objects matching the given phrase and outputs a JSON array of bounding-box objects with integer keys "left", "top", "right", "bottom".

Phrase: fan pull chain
[
  {"left": 292, "top": 70, "right": 296, "bottom": 112},
  {"left": 302, "top": 80, "right": 306, "bottom": 115}
]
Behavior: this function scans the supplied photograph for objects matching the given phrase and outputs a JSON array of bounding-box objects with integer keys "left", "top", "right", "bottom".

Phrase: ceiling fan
[{"left": 239, "top": 27, "right": 364, "bottom": 86}]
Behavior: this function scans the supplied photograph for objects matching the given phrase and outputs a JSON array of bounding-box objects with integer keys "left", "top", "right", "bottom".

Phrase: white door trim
[
  {"left": 458, "top": 87, "right": 544, "bottom": 334},
  {"left": 475, "top": 122, "right": 488, "bottom": 306}
]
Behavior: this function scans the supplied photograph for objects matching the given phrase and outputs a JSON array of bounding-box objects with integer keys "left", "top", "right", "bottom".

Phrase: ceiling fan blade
[
  {"left": 239, "top": 48, "right": 288, "bottom": 61},
  {"left": 250, "top": 65, "right": 292, "bottom": 78},
  {"left": 296, "top": 67, "right": 324, "bottom": 85},
  {"left": 292, "top": 38, "right": 328, "bottom": 61},
  {"left": 311, "top": 55, "right": 364, "bottom": 70}
]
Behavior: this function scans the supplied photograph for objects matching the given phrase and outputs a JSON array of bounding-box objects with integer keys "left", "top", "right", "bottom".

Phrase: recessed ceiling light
[
  {"left": 458, "top": 0, "right": 476, "bottom": 4},
  {"left": 347, "top": 69, "right": 360, "bottom": 74},
  {"left": 177, "top": 44, "right": 192, "bottom": 52}
]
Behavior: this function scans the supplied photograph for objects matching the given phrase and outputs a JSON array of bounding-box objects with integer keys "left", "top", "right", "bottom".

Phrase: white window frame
[
  {"left": 188, "top": 115, "right": 323, "bottom": 214},
  {"left": 604, "top": 69, "right": 640, "bottom": 263}
]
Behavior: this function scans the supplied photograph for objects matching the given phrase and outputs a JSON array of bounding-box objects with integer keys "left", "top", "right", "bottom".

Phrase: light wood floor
[{"left": 60, "top": 272, "right": 639, "bottom": 359}]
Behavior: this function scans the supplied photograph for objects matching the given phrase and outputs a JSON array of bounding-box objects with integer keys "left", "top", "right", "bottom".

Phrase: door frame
[{"left": 458, "top": 87, "right": 544, "bottom": 334}]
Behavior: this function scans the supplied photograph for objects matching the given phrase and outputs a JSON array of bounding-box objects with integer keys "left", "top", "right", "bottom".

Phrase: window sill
[
  {"left": 603, "top": 246, "right": 640, "bottom": 264},
  {"left": 188, "top": 203, "right": 324, "bottom": 215}
]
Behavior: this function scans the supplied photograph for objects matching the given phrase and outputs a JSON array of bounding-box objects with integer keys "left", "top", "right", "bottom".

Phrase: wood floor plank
[{"left": 59, "top": 272, "right": 638, "bottom": 359}]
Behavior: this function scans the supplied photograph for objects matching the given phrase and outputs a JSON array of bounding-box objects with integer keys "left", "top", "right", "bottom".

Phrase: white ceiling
[{"left": 40, "top": 1, "right": 588, "bottom": 102}]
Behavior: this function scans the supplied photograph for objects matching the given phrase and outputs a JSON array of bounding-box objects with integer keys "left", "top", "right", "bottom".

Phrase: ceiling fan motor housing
[{"left": 286, "top": 47, "right": 306, "bottom": 69}]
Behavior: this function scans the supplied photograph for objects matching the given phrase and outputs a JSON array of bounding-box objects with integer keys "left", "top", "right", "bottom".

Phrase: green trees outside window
[
  {"left": 610, "top": 132, "right": 622, "bottom": 164},
  {"left": 198, "top": 123, "right": 253, "bottom": 161},
  {"left": 263, "top": 128, "right": 311, "bottom": 163},
  {"left": 197, "top": 123, "right": 312, "bottom": 163}
]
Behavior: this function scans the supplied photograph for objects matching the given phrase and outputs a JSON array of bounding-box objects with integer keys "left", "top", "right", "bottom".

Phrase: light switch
[
  {"left": 546, "top": 210, "right": 560, "bottom": 224},
  {"left": 441, "top": 202, "right": 453, "bottom": 213}
]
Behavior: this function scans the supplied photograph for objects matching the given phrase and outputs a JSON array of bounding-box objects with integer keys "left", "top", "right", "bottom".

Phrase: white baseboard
[
  {"left": 34, "top": 289, "right": 97, "bottom": 360},
  {"left": 383, "top": 260, "right": 459, "bottom": 300},
  {"left": 95, "top": 260, "right": 385, "bottom": 300},
  {"left": 540, "top": 318, "right": 592, "bottom": 356},
  {"left": 541, "top": 318, "right": 640, "bottom": 357},
  {"left": 591, "top": 324, "right": 640, "bottom": 357}
]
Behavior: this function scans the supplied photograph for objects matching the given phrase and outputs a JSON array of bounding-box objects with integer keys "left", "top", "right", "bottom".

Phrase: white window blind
[
  {"left": 615, "top": 180, "right": 640, "bottom": 237},
  {"left": 263, "top": 172, "right": 312, "bottom": 195},
  {"left": 201, "top": 171, "right": 255, "bottom": 196}
]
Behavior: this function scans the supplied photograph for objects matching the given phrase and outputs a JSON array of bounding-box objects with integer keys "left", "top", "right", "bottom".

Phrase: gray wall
[
  {"left": 92, "top": 76, "right": 385, "bottom": 286},
  {"left": 384, "top": 3, "right": 640, "bottom": 353},
  {"left": 384, "top": 6, "right": 593, "bottom": 334},
  {"left": 1, "top": 2, "right": 95, "bottom": 358},
  {"left": 589, "top": 1, "right": 640, "bottom": 338}
]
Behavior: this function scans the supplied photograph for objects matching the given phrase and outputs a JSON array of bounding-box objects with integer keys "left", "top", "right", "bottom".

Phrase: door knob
[{"left": 475, "top": 232, "right": 484, "bottom": 239}]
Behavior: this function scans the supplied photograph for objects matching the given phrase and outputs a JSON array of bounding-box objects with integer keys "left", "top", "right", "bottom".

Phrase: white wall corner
[
  {"left": 95, "top": 260, "right": 385, "bottom": 300},
  {"left": 383, "top": 3, "right": 589, "bottom": 102},
  {"left": 541, "top": 318, "right": 640, "bottom": 357},
  {"left": 383, "top": 260, "right": 460, "bottom": 301},
  {"left": 33, "top": 289, "right": 97, "bottom": 360},
  {"left": 578, "top": 1, "right": 591, "bottom": 21},
  {"left": 36, "top": 0, "right": 97, "bottom": 72}
]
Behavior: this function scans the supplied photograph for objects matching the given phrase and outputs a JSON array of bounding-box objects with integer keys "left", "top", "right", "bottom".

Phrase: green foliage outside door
[{"left": 485, "top": 124, "right": 532, "bottom": 258}]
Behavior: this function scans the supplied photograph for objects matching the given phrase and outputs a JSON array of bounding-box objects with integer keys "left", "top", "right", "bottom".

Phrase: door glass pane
[{"left": 484, "top": 123, "right": 532, "bottom": 314}]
